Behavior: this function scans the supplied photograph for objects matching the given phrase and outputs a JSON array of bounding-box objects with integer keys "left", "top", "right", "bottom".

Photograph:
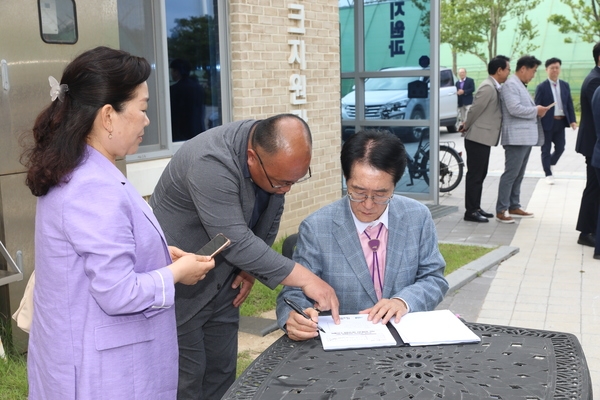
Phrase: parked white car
[{"left": 341, "top": 67, "right": 458, "bottom": 141}]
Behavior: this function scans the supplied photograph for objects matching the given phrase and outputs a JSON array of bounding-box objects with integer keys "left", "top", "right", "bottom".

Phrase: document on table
[
  {"left": 318, "top": 314, "right": 397, "bottom": 351},
  {"left": 390, "top": 309, "right": 481, "bottom": 346},
  {"left": 317, "top": 310, "right": 480, "bottom": 350}
]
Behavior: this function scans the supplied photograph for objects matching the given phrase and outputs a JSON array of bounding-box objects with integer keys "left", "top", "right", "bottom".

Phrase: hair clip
[{"left": 49, "top": 76, "right": 69, "bottom": 102}]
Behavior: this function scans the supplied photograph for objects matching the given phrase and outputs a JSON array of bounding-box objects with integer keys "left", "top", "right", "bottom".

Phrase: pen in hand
[{"left": 284, "top": 297, "right": 326, "bottom": 333}]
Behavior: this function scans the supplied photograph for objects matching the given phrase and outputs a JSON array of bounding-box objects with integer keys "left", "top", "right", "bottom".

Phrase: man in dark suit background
[
  {"left": 575, "top": 42, "right": 600, "bottom": 248},
  {"left": 534, "top": 58, "right": 577, "bottom": 185},
  {"left": 456, "top": 67, "right": 475, "bottom": 128}
]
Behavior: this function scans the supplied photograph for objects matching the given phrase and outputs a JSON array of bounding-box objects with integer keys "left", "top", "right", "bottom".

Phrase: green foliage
[
  {"left": 236, "top": 351, "right": 254, "bottom": 378},
  {"left": 548, "top": 0, "right": 600, "bottom": 43},
  {"left": 415, "top": 0, "right": 540, "bottom": 69},
  {"left": 0, "top": 353, "right": 28, "bottom": 400},
  {"left": 0, "top": 318, "right": 28, "bottom": 399}
]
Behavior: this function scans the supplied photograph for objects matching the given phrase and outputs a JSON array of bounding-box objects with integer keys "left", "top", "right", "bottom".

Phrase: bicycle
[{"left": 404, "top": 128, "right": 464, "bottom": 192}]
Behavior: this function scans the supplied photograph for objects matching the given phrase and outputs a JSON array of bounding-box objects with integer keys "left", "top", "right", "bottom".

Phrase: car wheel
[{"left": 402, "top": 109, "right": 425, "bottom": 142}]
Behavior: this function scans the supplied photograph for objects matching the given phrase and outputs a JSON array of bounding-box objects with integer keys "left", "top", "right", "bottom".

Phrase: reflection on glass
[
  {"left": 339, "top": 2, "right": 354, "bottom": 73},
  {"left": 398, "top": 125, "right": 430, "bottom": 195},
  {"left": 359, "top": 1, "right": 430, "bottom": 71},
  {"left": 166, "top": 0, "right": 221, "bottom": 142},
  {"left": 341, "top": 125, "right": 430, "bottom": 196},
  {"left": 169, "top": 59, "right": 206, "bottom": 142},
  {"left": 38, "top": 0, "right": 77, "bottom": 44}
]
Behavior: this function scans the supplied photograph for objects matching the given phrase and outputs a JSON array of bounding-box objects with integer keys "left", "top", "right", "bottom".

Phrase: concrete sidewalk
[{"left": 434, "top": 128, "right": 599, "bottom": 396}]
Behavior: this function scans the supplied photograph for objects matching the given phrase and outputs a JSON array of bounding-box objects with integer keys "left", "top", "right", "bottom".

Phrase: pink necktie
[{"left": 362, "top": 223, "right": 387, "bottom": 300}]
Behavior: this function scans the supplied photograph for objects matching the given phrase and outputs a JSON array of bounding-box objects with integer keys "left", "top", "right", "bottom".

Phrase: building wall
[{"left": 229, "top": 0, "right": 342, "bottom": 238}]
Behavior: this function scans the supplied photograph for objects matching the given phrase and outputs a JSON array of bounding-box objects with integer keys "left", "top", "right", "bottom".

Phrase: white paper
[
  {"left": 390, "top": 309, "right": 481, "bottom": 346},
  {"left": 318, "top": 314, "right": 397, "bottom": 350}
]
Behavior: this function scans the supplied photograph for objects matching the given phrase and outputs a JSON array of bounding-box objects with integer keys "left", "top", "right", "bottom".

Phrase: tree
[
  {"left": 415, "top": 0, "right": 540, "bottom": 70},
  {"left": 167, "top": 15, "right": 218, "bottom": 73},
  {"left": 548, "top": 0, "right": 600, "bottom": 43}
]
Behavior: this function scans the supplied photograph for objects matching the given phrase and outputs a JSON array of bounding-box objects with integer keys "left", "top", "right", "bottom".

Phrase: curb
[
  {"left": 443, "top": 245, "right": 519, "bottom": 294},
  {"left": 239, "top": 244, "right": 519, "bottom": 337}
]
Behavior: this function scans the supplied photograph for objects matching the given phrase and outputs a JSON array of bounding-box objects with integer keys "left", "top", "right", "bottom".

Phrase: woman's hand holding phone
[{"left": 167, "top": 246, "right": 216, "bottom": 285}]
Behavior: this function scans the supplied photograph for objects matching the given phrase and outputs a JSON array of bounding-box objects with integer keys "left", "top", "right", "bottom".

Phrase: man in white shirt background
[{"left": 534, "top": 57, "right": 578, "bottom": 185}]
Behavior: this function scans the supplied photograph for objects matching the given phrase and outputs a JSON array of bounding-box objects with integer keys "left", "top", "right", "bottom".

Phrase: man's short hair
[
  {"left": 488, "top": 55, "right": 510, "bottom": 75},
  {"left": 545, "top": 57, "right": 562, "bottom": 68},
  {"left": 341, "top": 129, "right": 407, "bottom": 184},
  {"left": 516, "top": 55, "right": 542, "bottom": 71},
  {"left": 593, "top": 42, "right": 600, "bottom": 65},
  {"left": 252, "top": 114, "right": 312, "bottom": 154}
]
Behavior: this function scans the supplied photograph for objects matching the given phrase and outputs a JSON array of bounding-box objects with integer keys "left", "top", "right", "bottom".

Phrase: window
[
  {"left": 38, "top": 0, "right": 77, "bottom": 44},
  {"left": 117, "top": 0, "right": 228, "bottom": 161},
  {"left": 165, "top": 0, "right": 223, "bottom": 142}
]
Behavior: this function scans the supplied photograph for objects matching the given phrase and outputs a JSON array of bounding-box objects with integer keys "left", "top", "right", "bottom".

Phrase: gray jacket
[
  {"left": 499, "top": 74, "right": 544, "bottom": 146},
  {"left": 464, "top": 76, "right": 502, "bottom": 147},
  {"left": 276, "top": 196, "right": 448, "bottom": 329},
  {"left": 150, "top": 119, "right": 295, "bottom": 325}
]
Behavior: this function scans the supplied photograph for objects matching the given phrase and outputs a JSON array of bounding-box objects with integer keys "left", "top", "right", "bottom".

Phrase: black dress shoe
[
  {"left": 464, "top": 211, "right": 489, "bottom": 223},
  {"left": 578, "top": 233, "right": 596, "bottom": 248},
  {"left": 478, "top": 209, "right": 494, "bottom": 218}
]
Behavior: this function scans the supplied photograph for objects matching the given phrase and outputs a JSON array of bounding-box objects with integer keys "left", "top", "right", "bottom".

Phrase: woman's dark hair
[
  {"left": 341, "top": 129, "right": 407, "bottom": 184},
  {"left": 21, "top": 46, "right": 151, "bottom": 196}
]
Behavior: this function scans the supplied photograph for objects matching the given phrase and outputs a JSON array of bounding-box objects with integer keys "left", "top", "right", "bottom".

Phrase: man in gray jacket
[
  {"left": 495, "top": 55, "right": 551, "bottom": 224},
  {"left": 462, "top": 55, "right": 511, "bottom": 223},
  {"left": 150, "top": 114, "right": 340, "bottom": 399}
]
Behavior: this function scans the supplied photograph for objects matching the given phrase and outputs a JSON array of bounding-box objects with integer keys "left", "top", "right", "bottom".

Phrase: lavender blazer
[{"left": 28, "top": 146, "right": 179, "bottom": 399}]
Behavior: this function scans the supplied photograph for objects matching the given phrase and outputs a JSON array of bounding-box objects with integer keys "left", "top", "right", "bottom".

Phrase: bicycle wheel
[{"left": 439, "top": 145, "right": 463, "bottom": 193}]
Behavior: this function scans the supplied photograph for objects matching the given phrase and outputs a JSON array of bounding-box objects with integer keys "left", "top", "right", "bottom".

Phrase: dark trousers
[
  {"left": 577, "top": 157, "right": 600, "bottom": 235},
  {"left": 540, "top": 120, "right": 566, "bottom": 176},
  {"left": 464, "top": 139, "right": 491, "bottom": 213},
  {"left": 177, "top": 273, "right": 240, "bottom": 400},
  {"left": 595, "top": 167, "right": 600, "bottom": 256}
]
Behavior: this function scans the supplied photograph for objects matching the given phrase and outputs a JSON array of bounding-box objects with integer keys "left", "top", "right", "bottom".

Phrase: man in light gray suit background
[
  {"left": 276, "top": 130, "right": 448, "bottom": 341},
  {"left": 495, "top": 55, "right": 551, "bottom": 224},
  {"left": 462, "top": 55, "right": 511, "bottom": 223},
  {"left": 150, "top": 114, "right": 340, "bottom": 399}
]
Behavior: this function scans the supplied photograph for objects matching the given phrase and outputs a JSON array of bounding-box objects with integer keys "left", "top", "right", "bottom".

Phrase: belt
[{"left": 554, "top": 116, "right": 565, "bottom": 119}]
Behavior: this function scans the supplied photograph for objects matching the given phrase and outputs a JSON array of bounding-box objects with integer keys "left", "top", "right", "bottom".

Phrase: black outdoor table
[{"left": 223, "top": 322, "right": 592, "bottom": 399}]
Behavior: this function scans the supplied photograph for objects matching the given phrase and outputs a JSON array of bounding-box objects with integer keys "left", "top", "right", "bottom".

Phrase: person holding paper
[
  {"left": 276, "top": 129, "right": 449, "bottom": 341},
  {"left": 534, "top": 57, "right": 578, "bottom": 185}
]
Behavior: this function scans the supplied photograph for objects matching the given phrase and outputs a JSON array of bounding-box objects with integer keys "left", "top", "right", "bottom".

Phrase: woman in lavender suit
[{"left": 22, "top": 47, "right": 215, "bottom": 399}]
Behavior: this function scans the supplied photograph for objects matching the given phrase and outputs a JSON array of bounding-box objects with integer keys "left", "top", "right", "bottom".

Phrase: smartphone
[
  {"left": 196, "top": 233, "right": 230, "bottom": 258},
  {"left": 547, "top": 102, "right": 556, "bottom": 108}
]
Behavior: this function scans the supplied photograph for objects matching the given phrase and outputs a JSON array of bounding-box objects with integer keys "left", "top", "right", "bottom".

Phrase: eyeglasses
[
  {"left": 347, "top": 192, "right": 393, "bottom": 205},
  {"left": 253, "top": 148, "right": 312, "bottom": 189}
]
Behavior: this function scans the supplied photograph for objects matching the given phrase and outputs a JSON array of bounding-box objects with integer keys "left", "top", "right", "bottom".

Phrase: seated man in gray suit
[
  {"left": 151, "top": 114, "right": 340, "bottom": 399},
  {"left": 276, "top": 130, "right": 449, "bottom": 341},
  {"left": 495, "top": 55, "right": 550, "bottom": 224}
]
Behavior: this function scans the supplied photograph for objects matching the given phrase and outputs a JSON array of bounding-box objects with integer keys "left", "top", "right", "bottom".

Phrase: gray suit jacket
[
  {"left": 276, "top": 196, "right": 448, "bottom": 329},
  {"left": 499, "top": 74, "right": 544, "bottom": 146},
  {"left": 464, "top": 76, "right": 502, "bottom": 147},
  {"left": 150, "top": 120, "right": 295, "bottom": 325}
]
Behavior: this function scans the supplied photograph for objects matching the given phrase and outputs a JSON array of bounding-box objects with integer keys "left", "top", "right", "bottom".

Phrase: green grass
[
  {"left": 439, "top": 243, "right": 496, "bottom": 276},
  {"left": 0, "top": 319, "right": 28, "bottom": 400}
]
